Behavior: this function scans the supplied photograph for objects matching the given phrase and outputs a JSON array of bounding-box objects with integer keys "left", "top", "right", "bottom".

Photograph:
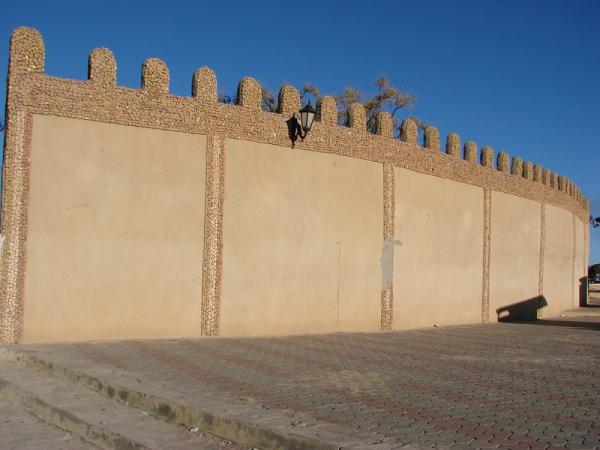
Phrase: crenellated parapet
[
  {"left": 445, "top": 133, "right": 461, "bottom": 158},
  {"left": 88, "top": 48, "right": 116, "bottom": 87},
  {"left": 376, "top": 112, "right": 393, "bottom": 137},
  {"left": 497, "top": 151, "right": 510, "bottom": 172},
  {"left": 348, "top": 103, "right": 366, "bottom": 131},
  {"left": 400, "top": 118, "right": 418, "bottom": 145},
  {"left": 511, "top": 156, "right": 523, "bottom": 177},
  {"left": 533, "top": 164, "right": 543, "bottom": 183},
  {"left": 541, "top": 168, "right": 550, "bottom": 186},
  {"left": 9, "top": 27, "right": 44, "bottom": 74},
  {"left": 551, "top": 172, "right": 559, "bottom": 189},
  {"left": 2, "top": 27, "right": 588, "bottom": 216},
  {"left": 464, "top": 141, "right": 478, "bottom": 163},
  {"left": 141, "top": 58, "right": 169, "bottom": 94},
  {"left": 192, "top": 67, "right": 217, "bottom": 103},
  {"left": 481, "top": 146, "right": 494, "bottom": 168},
  {"left": 237, "top": 77, "right": 261, "bottom": 109},
  {"left": 277, "top": 85, "right": 300, "bottom": 116},
  {"left": 523, "top": 161, "right": 534, "bottom": 181},
  {"left": 423, "top": 126, "right": 440, "bottom": 151},
  {"left": 316, "top": 96, "right": 337, "bottom": 124}
]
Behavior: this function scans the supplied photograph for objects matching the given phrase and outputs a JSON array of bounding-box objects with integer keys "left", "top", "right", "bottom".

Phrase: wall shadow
[{"left": 496, "top": 296, "right": 547, "bottom": 322}]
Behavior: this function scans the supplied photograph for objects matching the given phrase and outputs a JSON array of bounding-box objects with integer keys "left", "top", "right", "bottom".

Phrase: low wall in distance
[{"left": 0, "top": 28, "right": 590, "bottom": 343}]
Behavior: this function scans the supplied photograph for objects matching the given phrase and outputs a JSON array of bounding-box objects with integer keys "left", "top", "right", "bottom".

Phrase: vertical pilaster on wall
[
  {"left": 1, "top": 27, "right": 45, "bottom": 344},
  {"left": 538, "top": 203, "right": 545, "bottom": 318},
  {"left": 201, "top": 136, "right": 225, "bottom": 336},
  {"left": 381, "top": 163, "right": 394, "bottom": 331},
  {"left": 481, "top": 188, "right": 492, "bottom": 324},
  {"left": 0, "top": 112, "right": 30, "bottom": 344},
  {"left": 571, "top": 214, "right": 576, "bottom": 308}
]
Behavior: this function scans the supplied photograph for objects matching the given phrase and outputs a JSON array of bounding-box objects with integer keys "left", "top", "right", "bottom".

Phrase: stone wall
[{"left": 0, "top": 27, "right": 590, "bottom": 342}]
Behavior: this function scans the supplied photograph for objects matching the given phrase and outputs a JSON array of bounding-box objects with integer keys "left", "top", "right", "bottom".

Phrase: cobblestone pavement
[{"left": 6, "top": 316, "right": 600, "bottom": 449}]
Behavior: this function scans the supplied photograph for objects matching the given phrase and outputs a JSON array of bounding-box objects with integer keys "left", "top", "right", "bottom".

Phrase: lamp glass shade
[{"left": 299, "top": 102, "right": 316, "bottom": 134}]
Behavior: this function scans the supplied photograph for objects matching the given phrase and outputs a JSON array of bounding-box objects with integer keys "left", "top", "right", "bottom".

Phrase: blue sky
[{"left": 1, "top": 0, "right": 599, "bottom": 263}]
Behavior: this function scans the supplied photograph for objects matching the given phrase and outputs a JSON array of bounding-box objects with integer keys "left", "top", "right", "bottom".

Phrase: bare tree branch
[
  {"left": 261, "top": 89, "right": 277, "bottom": 112},
  {"left": 216, "top": 76, "right": 422, "bottom": 135},
  {"left": 300, "top": 84, "right": 320, "bottom": 101}
]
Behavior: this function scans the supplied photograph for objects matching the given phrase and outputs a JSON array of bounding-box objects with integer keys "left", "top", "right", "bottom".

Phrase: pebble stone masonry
[{"left": 0, "top": 27, "right": 590, "bottom": 343}]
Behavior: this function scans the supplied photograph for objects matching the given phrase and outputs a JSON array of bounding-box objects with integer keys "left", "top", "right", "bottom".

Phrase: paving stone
[{"left": 1, "top": 320, "right": 599, "bottom": 449}]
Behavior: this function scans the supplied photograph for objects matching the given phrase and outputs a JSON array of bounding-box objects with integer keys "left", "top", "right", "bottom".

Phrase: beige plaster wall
[
  {"left": 393, "top": 168, "right": 483, "bottom": 329},
  {"left": 489, "top": 192, "right": 541, "bottom": 321},
  {"left": 219, "top": 139, "right": 383, "bottom": 336},
  {"left": 22, "top": 115, "right": 206, "bottom": 342},
  {"left": 543, "top": 205, "right": 575, "bottom": 317}
]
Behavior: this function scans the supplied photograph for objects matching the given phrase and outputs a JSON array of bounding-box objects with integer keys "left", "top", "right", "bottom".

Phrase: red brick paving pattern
[{"left": 22, "top": 323, "right": 600, "bottom": 449}]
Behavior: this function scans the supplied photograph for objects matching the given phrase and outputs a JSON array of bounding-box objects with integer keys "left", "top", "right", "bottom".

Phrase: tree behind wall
[{"left": 221, "top": 78, "right": 422, "bottom": 138}]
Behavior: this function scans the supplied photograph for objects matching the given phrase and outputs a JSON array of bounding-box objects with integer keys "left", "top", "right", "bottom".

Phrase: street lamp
[
  {"left": 298, "top": 102, "right": 316, "bottom": 137},
  {"left": 290, "top": 101, "right": 317, "bottom": 144}
]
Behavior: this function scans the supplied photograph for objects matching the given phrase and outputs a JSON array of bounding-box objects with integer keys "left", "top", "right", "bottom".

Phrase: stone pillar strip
[
  {"left": 1, "top": 27, "right": 45, "bottom": 343},
  {"left": 381, "top": 163, "right": 394, "bottom": 331},
  {"left": 481, "top": 188, "right": 492, "bottom": 324},
  {"left": 0, "top": 111, "right": 30, "bottom": 343},
  {"left": 538, "top": 203, "right": 545, "bottom": 318},
  {"left": 572, "top": 214, "right": 576, "bottom": 308},
  {"left": 201, "top": 136, "right": 225, "bottom": 336}
]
